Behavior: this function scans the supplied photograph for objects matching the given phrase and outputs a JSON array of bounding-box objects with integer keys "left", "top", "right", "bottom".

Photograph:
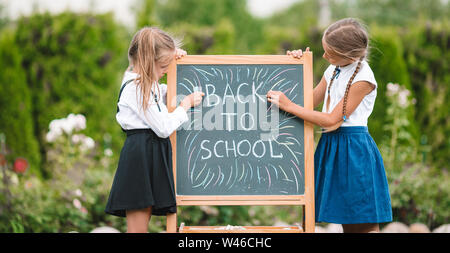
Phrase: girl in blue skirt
[
  {"left": 267, "top": 18, "right": 392, "bottom": 233},
  {"left": 105, "top": 27, "right": 204, "bottom": 233}
]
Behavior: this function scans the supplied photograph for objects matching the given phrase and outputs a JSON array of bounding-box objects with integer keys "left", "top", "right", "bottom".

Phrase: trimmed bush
[
  {"left": 13, "top": 12, "right": 128, "bottom": 176},
  {"left": 369, "top": 26, "right": 418, "bottom": 145},
  {"left": 401, "top": 21, "right": 450, "bottom": 168},
  {"left": 0, "top": 29, "right": 41, "bottom": 176}
]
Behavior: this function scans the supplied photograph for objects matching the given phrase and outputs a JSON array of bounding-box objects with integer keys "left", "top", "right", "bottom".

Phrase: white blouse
[
  {"left": 322, "top": 60, "right": 378, "bottom": 127},
  {"left": 116, "top": 71, "right": 189, "bottom": 138}
]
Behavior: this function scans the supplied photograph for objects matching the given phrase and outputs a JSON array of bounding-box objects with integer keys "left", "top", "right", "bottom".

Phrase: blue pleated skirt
[{"left": 314, "top": 126, "right": 392, "bottom": 224}]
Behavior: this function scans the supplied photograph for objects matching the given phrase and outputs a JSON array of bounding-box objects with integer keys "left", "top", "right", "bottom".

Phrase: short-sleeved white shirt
[
  {"left": 322, "top": 60, "right": 378, "bottom": 127},
  {"left": 116, "top": 71, "right": 189, "bottom": 138}
]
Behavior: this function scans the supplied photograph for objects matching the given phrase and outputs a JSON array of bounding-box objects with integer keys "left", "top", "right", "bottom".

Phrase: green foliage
[
  {"left": 401, "top": 21, "right": 450, "bottom": 169},
  {"left": 168, "top": 23, "right": 215, "bottom": 54},
  {"left": 258, "top": 22, "right": 329, "bottom": 86},
  {"left": 267, "top": 0, "right": 320, "bottom": 28},
  {"left": 207, "top": 19, "right": 236, "bottom": 54},
  {"left": 381, "top": 83, "right": 449, "bottom": 228},
  {"left": 13, "top": 11, "right": 128, "bottom": 176},
  {"left": 257, "top": 26, "right": 302, "bottom": 55},
  {"left": 368, "top": 26, "right": 418, "bottom": 144},
  {"left": 388, "top": 164, "right": 449, "bottom": 229},
  {"left": 167, "top": 19, "right": 237, "bottom": 55},
  {"left": 156, "top": 0, "right": 263, "bottom": 53},
  {"left": 352, "top": 0, "right": 449, "bottom": 26},
  {"left": 135, "top": 0, "right": 157, "bottom": 28},
  {"left": 0, "top": 121, "right": 125, "bottom": 233},
  {"left": 0, "top": 30, "right": 41, "bottom": 175},
  {"left": 327, "top": 0, "right": 449, "bottom": 27},
  {"left": 381, "top": 84, "right": 418, "bottom": 172},
  {"left": 0, "top": 4, "right": 7, "bottom": 30}
]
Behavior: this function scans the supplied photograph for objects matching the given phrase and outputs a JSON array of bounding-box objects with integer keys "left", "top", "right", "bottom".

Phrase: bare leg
[
  {"left": 342, "top": 223, "right": 379, "bottom": 233},
  {"left": 126, "top": 207, "right": 152, "bottom": 233}
]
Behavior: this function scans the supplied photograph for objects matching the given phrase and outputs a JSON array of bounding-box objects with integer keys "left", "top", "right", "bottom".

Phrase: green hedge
[
  {"left": 156, "top": 0, "right": 263, "bottom": 53},
  {"left": 368, "top": 25, "right": 418, "bottom": 145},
  {"left": 11, "top": 12, "right": 128, "bottom": 176},
  {"left": 402, "top": 21, "right": 450, "bottom": 168},
  {"left": 0, "top": 30, "right": 41, "bottom": 175}
]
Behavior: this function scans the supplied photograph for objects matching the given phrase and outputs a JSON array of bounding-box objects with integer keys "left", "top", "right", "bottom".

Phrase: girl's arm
[
  {"left": 313, "top": 76, "right": 327, "bottom": 109},
  {"left": 267, "top": 81, "right": 375, "bottom": 128}
]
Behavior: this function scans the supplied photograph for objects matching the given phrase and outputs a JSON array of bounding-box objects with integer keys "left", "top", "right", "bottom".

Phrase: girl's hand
[
  {"left": 287, "top": 47, "right": 310, "bottom": 59},
  {"left": 180, "top": 92, "right": 205, "bottom": 111},
  {"left": 267, "top": 90, "right": 293, "bottom": 112},
  {"left": 175, "top": 48, "right": 187, "bottom": 60}
]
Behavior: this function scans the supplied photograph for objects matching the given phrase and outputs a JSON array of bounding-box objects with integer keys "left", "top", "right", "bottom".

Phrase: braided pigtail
[
  {"left": 325, "top": 67, "right": 339, "bottom": 113},
  {"left": 322, "top": 60, "right": 363, "bottom": 133},
  {"left": 342, "top": 60, "right": 362, "bottom": 121}
]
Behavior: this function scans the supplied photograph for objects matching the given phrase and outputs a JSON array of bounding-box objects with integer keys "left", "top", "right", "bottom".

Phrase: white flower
[
  {"left": 75, "top": 189, "right": 83, "bottom": 197},
  {"left": 47, "top": 119, "right": 64, "bottom": 143},
  {"left": 84, "top": 137, "right": 95, "bottom": 149},
  {"left": 61, "top": 118, "right": 75, "bottom": 135},
  {"left": 46, "top": 131, "right": 60, "bottom": 143},
  {"left": 400, "top": 88, "right": 410, "bottom": 97},
  {"left": 73, "top": 198, "right": 82, "bottom": 209},
  {"left": 80, "top": 137, "right": 95, "bottom": 151},
  {"left": 104, "top": 148, "right": 113, "bottom": 157},
  {"left": 386, "top": 83, "right": 400, "bottom": 97},
  {"left": 49, "top": 119, "right": 63, "bottom": 136},
  {"left": 71, "top": 134, "right": 83, "bottom": 144},
  {"left": 74, "top": 114, "right": 86, "bottom": 131},
  {"left": 48, "top": 117, "right": 71, "bottom": 137},
  {"left": 398, "top": 88, "right": 410, "bottom": 108},
  {"left": 66, "top": 114, "right": 78, "bottom": 131},
  {"left": 47, "top": 114, "right": 88, "bottom": 143},
  {"left": 67, "top": 113, "right": 86, "bottom": 131},
  {"left": 398, "top": 94, "right": 408, "bottom": 108}
]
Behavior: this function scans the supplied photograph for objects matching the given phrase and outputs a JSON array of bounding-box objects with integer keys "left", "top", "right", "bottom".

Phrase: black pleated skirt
[{"left": 105, "top": 129, "right": 177, "bottom": 217}]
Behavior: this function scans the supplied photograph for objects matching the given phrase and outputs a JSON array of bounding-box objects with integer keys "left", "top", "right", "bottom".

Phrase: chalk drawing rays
[
  {"left": 177, "top": 65, "right": 304, "bottom": 194},
  {"left": 187, "top": 160, "right": 304, "bottom": 194},
  {"left": 188, "top": 160, "right": 304, "bottom": 194}
]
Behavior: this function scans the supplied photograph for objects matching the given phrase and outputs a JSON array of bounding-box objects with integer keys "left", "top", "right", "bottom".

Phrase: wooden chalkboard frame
[{"left": 166, "top": 54, "right": 314, "bottom": 233}]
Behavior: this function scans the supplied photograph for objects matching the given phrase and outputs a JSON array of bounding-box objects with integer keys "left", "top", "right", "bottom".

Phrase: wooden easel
[{"left": 166, "top": 54, "right": 315, "bottom": 233}]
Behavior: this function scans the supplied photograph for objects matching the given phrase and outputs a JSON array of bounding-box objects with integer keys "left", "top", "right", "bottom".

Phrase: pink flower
[
  {"left": 74, "top": 189, "right": 83, "bottom": 197},
  {"left": 73, "top": 198, "right": 82, "bottom": 209},
  {"left": 13, "top": 158, "right": 28, "bottom": 174},
  {"left": 24, "top": 180, "right": 33, "bottom": 189}
]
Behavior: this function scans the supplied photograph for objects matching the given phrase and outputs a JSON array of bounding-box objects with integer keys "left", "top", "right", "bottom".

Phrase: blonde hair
[
  {"left": 322, "top": 18, "right": 369, "bottom": 132},
  {"left": 323, "top": 18, "right": 369, "bottom": 62},
  {"left": 128, "top": 27, "right": 179, "bottom": 111}
]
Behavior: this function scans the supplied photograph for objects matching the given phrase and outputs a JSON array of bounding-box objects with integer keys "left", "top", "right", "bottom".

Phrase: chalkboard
[
  {"left": 166, "top": 55, "right": 315, "bottom": 233},
  {"left": 172, "top": 58, "right": 306, "bottom": 196}
]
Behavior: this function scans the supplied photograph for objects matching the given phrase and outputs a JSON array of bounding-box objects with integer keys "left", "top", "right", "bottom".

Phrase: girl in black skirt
[{"left": 105, "top": 27, "right": 204, "bottom": 233}]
